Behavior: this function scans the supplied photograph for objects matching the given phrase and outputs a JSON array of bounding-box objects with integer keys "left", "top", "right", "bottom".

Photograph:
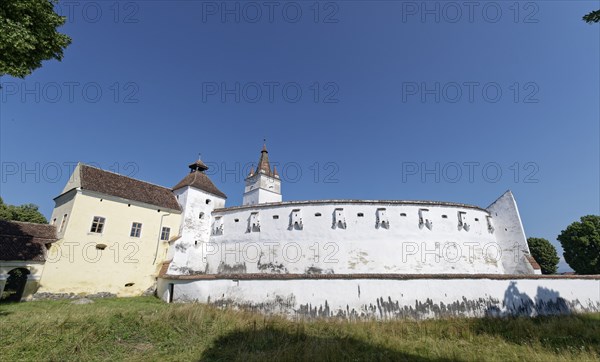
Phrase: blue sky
[{"left": 1, "top": 1, "right": 598, "bottom": 272}]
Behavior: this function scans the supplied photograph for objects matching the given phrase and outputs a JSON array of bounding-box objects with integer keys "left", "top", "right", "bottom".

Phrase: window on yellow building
[
  {"left": 130, "top": 222, "right": 142, "bottom": 238},
  {"left": 59, "top": 214, "right": 68, "bottom": 233},
  {"left": 90, "top": 216, "right": 105, "bottom": 233},
  {"left": 161, "top": 227, "right": 171, "bottom": 241}
]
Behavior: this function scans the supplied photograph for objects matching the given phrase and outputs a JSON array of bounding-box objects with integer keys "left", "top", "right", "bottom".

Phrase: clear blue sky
[{"left": 1, "top": 1, "right": 598, "bottom": 272}]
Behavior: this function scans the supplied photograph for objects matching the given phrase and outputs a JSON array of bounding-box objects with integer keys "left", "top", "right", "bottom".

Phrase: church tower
[{"left": 242, "top": 143, "right": 282, "bottom": 205}]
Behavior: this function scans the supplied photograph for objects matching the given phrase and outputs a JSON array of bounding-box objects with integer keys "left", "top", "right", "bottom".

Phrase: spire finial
[{"left": 198, "top": 153, "right": 202, "bottom": 161}]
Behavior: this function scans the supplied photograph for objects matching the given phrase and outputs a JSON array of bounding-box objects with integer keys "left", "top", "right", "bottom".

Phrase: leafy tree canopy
[
  {"left": 583, "top": 10, "right": 600, "bottom": 23},
  {"left": 0, "top": 197, "right": 48, "bottom": 224},
  {"left": 558, "top": 215, "right": 600, "bottom": 275},
  {"left": 527, "top": 237, "right": 559, "bottom": 275},
  {"left": 0, "top": 0, "right": 71, "bottom": 78}
]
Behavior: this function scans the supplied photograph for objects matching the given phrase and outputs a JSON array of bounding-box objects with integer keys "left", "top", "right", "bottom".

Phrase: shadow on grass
[
  {"left": 473, "top": 281, "right": 600, "bottom": 355},
  {"left": 473, "top": 313, "right": 600, "bottom": 355},
  {"left": 199, "top": 326, "right": 453, "bottom": 362}
]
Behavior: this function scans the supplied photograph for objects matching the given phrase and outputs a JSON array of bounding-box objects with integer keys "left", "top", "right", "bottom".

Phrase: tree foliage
[
  {"left": 558, "top": 215, "right": 600, "bottom": 275},
  {"left": 0, "top": 197, "right": 47, "bottom": 224},
  {"left": 526, "top": 237, "right": 559, "bottom": 275},
  {"left": 0, "top": 0, "right": 71, "bottom": 78},
  {"left": 583, "top": 10, "right": 600, "bottom": 23}
]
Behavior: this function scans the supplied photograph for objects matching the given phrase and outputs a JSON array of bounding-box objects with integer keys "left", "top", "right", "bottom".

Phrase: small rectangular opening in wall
[
  {"left": 273, "top": 215, "right": 279, "bottom": 219},
  {"left": 234, "top": 219, "right": 239, "bottom": 222},
  {"left": 291, "top": 209, "right": 303, "bottom": 230},
  {"left": 315, "top": 213, "right": 321, "bottom": 217},
  {"left": 400, "top": 213, "right": 407, "bottom": 217},
  {"left": 213, "top": 216, "right": 224, "bottom": 236},
  {"left": 474, "top": 218, "right": 479, "bottom": 221},
  {"left": 357, "top": 213, "right": 364, "bottom": 217},
  {"left": 442, "top": 215, "right": 447, "bottom": 218}
]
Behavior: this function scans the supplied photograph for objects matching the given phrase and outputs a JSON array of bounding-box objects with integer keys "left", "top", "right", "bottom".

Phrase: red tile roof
[
  {"left": 173, "top": 170, "right": 227, "bottom": 199},
  {"left": 0, "top": 220, "right": 57, "bottom": 261},
  {"left": 78, "top": 164, "right": 181, "bottom": 211}
]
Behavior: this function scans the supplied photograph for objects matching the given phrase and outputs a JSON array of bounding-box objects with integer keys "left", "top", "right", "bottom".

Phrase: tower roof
[
  {"left": 248, "top": 141, "right": 277, "bottom": 178},
  {"left": 257, "top": 142, "right": 271, "bottom": 175},
  {"left": 174, "top": 159, "right": 227, "bottom": 199},
  {"left": 188, "top": 159, "right": 209, "bottom": 173}
]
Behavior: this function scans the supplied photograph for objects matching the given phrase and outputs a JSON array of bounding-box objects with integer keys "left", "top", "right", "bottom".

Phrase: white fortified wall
[{"left": 168, "top": 199, "right": 539, "bottom": 276}]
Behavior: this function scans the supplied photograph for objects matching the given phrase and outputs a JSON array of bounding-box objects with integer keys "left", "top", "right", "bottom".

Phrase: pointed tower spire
[
  {"left": 243, "top": 141, "right": 282, "bottom": 205},
  {"left": 257, "top": 139, "right": 271, "bottom": 175}
]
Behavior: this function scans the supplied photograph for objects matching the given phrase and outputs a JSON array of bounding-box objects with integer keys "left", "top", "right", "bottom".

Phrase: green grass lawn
[{"left": 0, "top": 297, "right": 599, "bottom": 361}]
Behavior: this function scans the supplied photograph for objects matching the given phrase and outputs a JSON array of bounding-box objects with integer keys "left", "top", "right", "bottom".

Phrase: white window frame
[
  {"left": 59, "top": 214, "right": 68, "bottom": 233},
  {"left": 130, "top": 222, "right": 142, "bottom": 238},
  {"left": 90, "top": 216, "right": 106, "bottom": 234},
  {"left": 160, "top": 226, "right": 171, "bottom": 241}
]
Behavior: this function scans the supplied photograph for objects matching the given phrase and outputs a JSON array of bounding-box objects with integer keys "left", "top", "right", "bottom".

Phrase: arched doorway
[{"left": 1, "top": 268, "right": 30, "bottom": 303}]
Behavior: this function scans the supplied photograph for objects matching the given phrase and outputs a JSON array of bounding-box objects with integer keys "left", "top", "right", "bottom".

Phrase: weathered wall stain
[
  {"left": 257, "top": 260, "right": 288, "bottom": 274},
  {"left": 176, "top": 292, "right": 600, "bottom": 320},
  {"left": 217, "top": 262, "right": 247, "bottom": 274},
  {"left": 161, "top": 278, "right": 600, "bottom": 320},
  {"left": 210, "top": 294, "right": 297, "bottom": 315},
  {"left": 305, "top": 266, "right": 334, "bottom": 275}
]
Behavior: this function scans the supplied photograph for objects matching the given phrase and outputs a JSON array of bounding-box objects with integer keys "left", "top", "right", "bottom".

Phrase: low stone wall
[{"left": 157, "top": 275, "right": 600, "bottom": 319}]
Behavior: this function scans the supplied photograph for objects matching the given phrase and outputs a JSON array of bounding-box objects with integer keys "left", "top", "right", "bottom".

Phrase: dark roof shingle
[
  {"left": 0, "top": 220, "right": 57, "bottom": 261},
  {"left": 173, "top": 171, "right": 227, "bottom": 199},
  {"left": 78, "top": 165, "right": 181, "bottom": 211}
]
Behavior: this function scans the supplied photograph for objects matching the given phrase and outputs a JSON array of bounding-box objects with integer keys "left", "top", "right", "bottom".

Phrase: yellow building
[{"left": 38, "top": 163, "right": 182, "bottom": 297}]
